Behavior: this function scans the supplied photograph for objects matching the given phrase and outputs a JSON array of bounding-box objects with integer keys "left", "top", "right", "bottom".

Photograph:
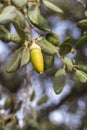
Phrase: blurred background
[{"left": 0, "top": 0, "right": 87, "bottom": 130}]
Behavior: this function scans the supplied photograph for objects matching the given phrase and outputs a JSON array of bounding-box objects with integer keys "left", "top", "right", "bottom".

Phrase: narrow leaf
[
  {"left": 13, "top": 22, "right": 25, "bottom": 39},
  {"left": 62, "top": 36, "right": 71, "bottom": 44},
  {"left": 64, "top": 57, "right": 73, "bottom": 71},
  {"left": 75, "top": 64, "right": 87, "bottom": 73},
  {"left": 14, "top": 9, "right": 27, "bottom": 29},
  {"left": 13, "top": 9, "right": 26, "bottom": 39},
  {"left": 12, "top": 0, "right": 27, "bottom": 8},
  {"left": 84, "top": 10, "right": 87, "bottom": 17},
  {"left": 76, "top": 35, "right": 87, "bottom": 49},
  {"left": 45, "top": 32, "right": 60, "bottom": 46},
  {"left": 28, "top": 4, "right": 51, "bottom": 32},
  {"left": 30, "top": 91, "right": 35, "bottom": 101},
  {"left": 4, "top": 96, "right": 12, "bottom": 110},
  {"left": 43, "top": 54, "right": 54, "bottom": 70},
  {"left": 43, "top": 0, "right": 64, "bottom": 14},
  {"left": 75, "top": 69, "right": 87, "bottom": 83},
  {"left": 59, "top": 43, "right": 72, "bottom": 56},
  {"left": 53, "top": 69, "right": 66, "bottom": 94},
  {"left": 37, "top": 38, "right": 58, "bottom": 55},
  {"left": 6, "top": 47, "right": 23, "bottom": 73},
  {"left": 13, "top": 101, "right": 22, "bottom": 113},
  {"left": 37, "top": 95, "right": 48, "bottom": 105},
  {"left": 10, "top": 34, "right": 24, "bottom": 44},
  {"left": 0, "top": 25, "right": 11, "bottom": 42},
  {"left": 77, "top": 19, "right": 87, "bottom": 29},
  {"left": 20, "top": 48, "right": 30, "bottom": 68},
  {"left": 0, "top": 6, "right": 17, "bottom": 24}
]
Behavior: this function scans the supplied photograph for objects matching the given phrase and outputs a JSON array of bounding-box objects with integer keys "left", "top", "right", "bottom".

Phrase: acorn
[{"left": 30, "top": 42, "right": 44, "bottom": 74}]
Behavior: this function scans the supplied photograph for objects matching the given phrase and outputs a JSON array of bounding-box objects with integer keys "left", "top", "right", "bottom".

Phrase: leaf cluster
[{"left": 0, "top": 0, "right": 87, "bottom": 97}]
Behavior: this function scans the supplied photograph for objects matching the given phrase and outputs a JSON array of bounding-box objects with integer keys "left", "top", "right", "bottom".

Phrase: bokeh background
[{"left": 0, "top": 0, "right": 87, "bottom": 130}]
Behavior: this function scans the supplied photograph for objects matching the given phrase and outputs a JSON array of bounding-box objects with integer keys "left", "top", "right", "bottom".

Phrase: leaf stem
[
  {"left": 22, "top": 64, "right": 31, "bottom": 129},
  {"left": 24, "top": 40, "right": 29, "bottom": 48},
  {"left": 57, "top": 53, "right": 65, "bottom": 64}
]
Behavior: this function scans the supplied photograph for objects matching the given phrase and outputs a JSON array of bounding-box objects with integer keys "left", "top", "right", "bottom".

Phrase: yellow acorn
[{"left": 30, "top": 42, "right": 44, "bottom": 74}]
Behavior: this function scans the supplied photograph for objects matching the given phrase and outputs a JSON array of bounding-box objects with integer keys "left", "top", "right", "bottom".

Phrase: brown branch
[
  {"left": 57, "top": 53, "right": 65, "bottom": 64},
  {"left": 23, "top": 6, "right": 45, "bottom": 37}
]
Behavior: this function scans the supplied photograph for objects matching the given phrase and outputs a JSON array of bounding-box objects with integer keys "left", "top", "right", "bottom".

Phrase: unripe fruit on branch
[{"left": 30, "top": 42, "right": 44, "bottom": 74}]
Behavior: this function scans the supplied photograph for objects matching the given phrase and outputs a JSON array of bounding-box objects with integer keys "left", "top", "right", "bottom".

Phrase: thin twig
[
  {"left": 23, "top": 6, "right": 44, "bottom": 36},
  {"left": 57, "top": 53, "right": 65, "bottom": 64},
  {"left": 22, "top": 65, "right": 31, "bottom": 130}
]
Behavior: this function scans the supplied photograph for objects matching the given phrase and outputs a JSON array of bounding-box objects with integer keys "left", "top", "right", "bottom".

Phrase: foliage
[{"left": 0, "top": 0, "right": 87, "bottom": 129}]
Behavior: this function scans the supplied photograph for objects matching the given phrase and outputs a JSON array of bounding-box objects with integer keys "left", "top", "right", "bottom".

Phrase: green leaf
[
  {"left": 43, "top": 54, "right": 54, "bottom": 70},
  {"left": 62, "top": 36, "right": 71, "bottom": 44},
  {"left": 76, "top": 35, "right": 87, "bottom": 49},
  {"left": 13, "top": 9, "right": 26, "bottom": 39},
  {"left": 14, "top": 9, "right": 27, "bottom": 29},
  {"left": 84, "top": 10, "right": 87, "bottom": 17},
  {"left": 20, "top": 48, "right": 30, "bottom": 68},
  {"left": 10, "top": 34, "right": 24, "bottom": 44},
  {"left": 64, "top": 57, "right": 73, "bottom": 71},
  {"left": 13, "top": 101, "right": 22, "bottom": 113},
  {"left": 43, "top": 0, "right": 64, "bottom": 14},
  {"left": 6, "top": 47, "right": 23, "bottom": 73},
  {"left": 4, "top": 122, "right": 20, "bottom": 130},
  {"left": 75, "top": 69, "right": 87, "bottom": 83},
  {"left": 59, "top": 43, "right": 72, "bottom": 56},
  {"left": 27, "top": 119, "right": 39, "bottom": 129},
  {"left": 0, "top": 6, "right": 17, "bottom": 24},
  {"left": 75, "top": 64, "right": 87, "bottom": 73},
  {"left": 37, "top": 38, "right": 58, "bottom": 55},
  {"left": 77, "top": 19, "right": 87, "bottom": 29},
  {"left": 13, "top": 22, "right": 25, "bottom": 39},
  {"left": 0, "top": 25, "right": 11, "bottom": 42},
  {"left": 0, "top": 3, "right": 4, "bottom": 12},
  {"left": 12, "top": 0, "right": 27, "bottom": 8},
  {"left": 37, "top": 95, "right": 48, "bottom": 105},
  {"left": 28, "top": 4, "right": 51, "bottom": 32},
  {"left": 4, "top": 96, "right": 13, "bottom": 110},
  {"left": 53, "top": 69, "right": 66, "bottom": 94},
  {"left": 45, "top": 32, "right": 60, "bottom": 46},
  {"left": 0, "top": 116, "right": 3, "bottom": 129},
  {"left": 30, "top": 91, "right": 35, "bottom": 101}
]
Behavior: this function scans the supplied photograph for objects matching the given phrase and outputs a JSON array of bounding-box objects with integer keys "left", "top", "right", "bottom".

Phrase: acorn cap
[{"left": 30, "top": 42, "right": 41, "bottom": 51}]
